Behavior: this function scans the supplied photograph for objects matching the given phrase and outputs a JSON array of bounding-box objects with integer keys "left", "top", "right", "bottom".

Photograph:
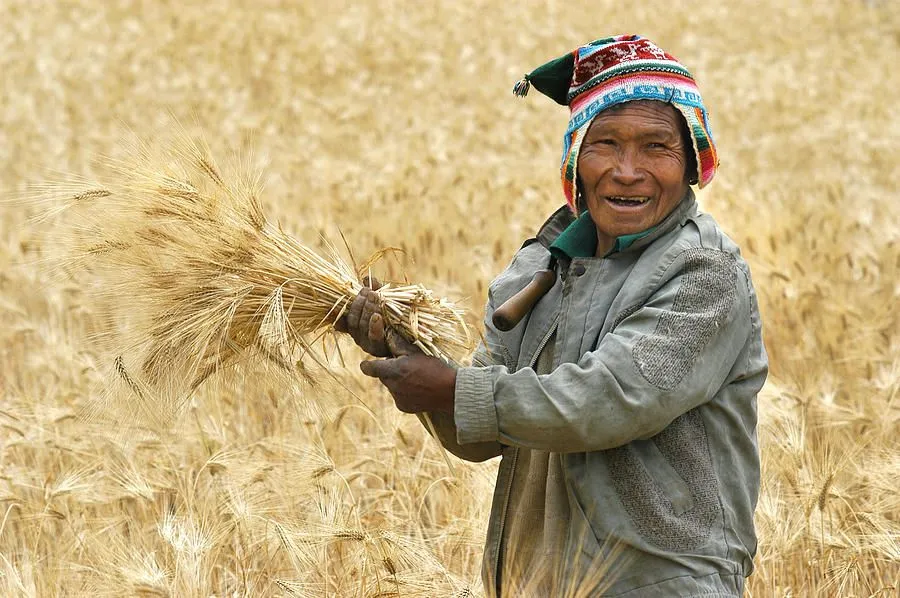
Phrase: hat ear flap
[
  {"left": 514, "top": 52, "right": 576, "bottom": 105},
  {"left": 575, "top": 178, "right": 588, "bottom": 214}
]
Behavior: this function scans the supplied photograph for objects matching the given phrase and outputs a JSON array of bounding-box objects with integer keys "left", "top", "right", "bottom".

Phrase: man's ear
[{"left": 575, "top": 177, "right": 588, "bottom": 213}]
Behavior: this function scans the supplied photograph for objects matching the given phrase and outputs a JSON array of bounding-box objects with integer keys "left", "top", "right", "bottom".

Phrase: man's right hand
[
  {"left": 335, "top": 277, "right": 423, "bottom": 359},
  {"left": 335, "top": 278, "right": 392, "bottom": 357}
]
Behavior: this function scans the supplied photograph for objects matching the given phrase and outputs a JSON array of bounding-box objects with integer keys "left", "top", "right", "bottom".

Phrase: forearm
[
  {"left": 413, "top": 336, "right": 504, "bottom": 462},
  {"left": 415, "top": 411, "right": 503, "bottom": 462}
]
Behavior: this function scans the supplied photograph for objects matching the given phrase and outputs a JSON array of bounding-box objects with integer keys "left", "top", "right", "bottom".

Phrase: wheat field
[{"left": 1, "top": 1, "right": 898, "bottom": 596}]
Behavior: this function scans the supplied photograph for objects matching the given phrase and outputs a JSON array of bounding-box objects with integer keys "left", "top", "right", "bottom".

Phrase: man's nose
[{"left": 611, "top": 151, "right": 644, "bottom": 185}]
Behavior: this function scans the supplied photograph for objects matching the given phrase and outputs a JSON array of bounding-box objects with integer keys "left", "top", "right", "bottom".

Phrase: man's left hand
[{"left": 359, "top": 315, "right": 457, "bottom": 414}]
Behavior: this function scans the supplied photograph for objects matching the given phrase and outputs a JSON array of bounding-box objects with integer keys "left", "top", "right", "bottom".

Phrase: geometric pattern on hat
[{"left": 514, "top": 35, "right": 719, "bottom": 213}]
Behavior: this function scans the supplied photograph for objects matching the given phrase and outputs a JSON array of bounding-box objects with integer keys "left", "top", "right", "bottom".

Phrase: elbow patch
[{"left": 632, "top": 249, "right": 737, "bottom": 391}]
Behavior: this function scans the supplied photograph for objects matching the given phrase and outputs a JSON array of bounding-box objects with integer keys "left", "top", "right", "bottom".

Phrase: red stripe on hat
[{"left": 569, "top": 71, "right": 699, "bottom": 113}]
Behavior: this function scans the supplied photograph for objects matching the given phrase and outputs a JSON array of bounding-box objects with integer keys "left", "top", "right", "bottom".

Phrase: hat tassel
[{"left": 512, "top": 76, "right": 531, "bottom": 98}]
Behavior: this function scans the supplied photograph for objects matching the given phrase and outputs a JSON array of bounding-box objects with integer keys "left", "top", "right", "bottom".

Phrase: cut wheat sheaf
[{"left": 49, "top": 129, "right": 473, "bottom": 446}]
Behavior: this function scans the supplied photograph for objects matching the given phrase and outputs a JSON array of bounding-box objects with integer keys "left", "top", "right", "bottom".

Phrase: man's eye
[{"left": 647, "top": 142, "right": 666, "bottom": 149}]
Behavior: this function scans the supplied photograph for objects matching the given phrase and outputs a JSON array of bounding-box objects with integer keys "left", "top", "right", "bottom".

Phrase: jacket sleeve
[
  {"left": 414, "top": 299, "right": 505, "bottom": 462},
  {"left": 453, "top": 248, "right": 752, "bottom": 452}
]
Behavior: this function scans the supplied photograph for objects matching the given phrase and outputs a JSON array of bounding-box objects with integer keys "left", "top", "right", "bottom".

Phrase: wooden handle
[{"left": 492, "top": 269, "right": 556, "bottom": 332}]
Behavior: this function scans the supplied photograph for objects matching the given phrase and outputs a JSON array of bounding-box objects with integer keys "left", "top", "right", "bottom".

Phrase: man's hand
[
  {"left": 359, "top": 314, "right": 456, "bottom": 414},
  {"left": 360, "top": 353, "right": 456, "bottom": 414},
  {"left": 337, "top": 276, "right": 457, "bottom": 413},
  {"left": 335, "top": 277, "right": 391, "bottom": 357}
]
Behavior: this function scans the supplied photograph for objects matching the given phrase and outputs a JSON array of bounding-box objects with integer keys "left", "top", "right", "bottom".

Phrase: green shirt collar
[{"left": 549, "top": 211, "right": 656, "bottom": 258}]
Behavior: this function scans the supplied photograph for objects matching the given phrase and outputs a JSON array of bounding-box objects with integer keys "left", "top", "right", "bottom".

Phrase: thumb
[
  {"left": 360, "top": 357, "right": 404, "bottom": 379},
  {"left": 359, "top": 359, "right": 381, "bottom": 378}
]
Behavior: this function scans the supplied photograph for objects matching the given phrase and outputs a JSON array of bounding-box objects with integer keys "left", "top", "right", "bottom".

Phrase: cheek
[
  {"left": 655, "top": 153, "right": 688, "bottom": 185},
  {"left": 577, "top": 152, "right": 610, "bottom": 182}
]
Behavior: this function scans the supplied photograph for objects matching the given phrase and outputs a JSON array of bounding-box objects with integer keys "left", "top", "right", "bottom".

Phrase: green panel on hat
[{"left": 526, "top": 52, "right": 576, "bottom": 105}]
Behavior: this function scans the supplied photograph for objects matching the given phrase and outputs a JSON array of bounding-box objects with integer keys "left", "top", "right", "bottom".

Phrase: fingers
[
  {"left": 370, "top": 312, "right": 419, "bottom": 359},
  {"left": 359, "top": 291, "right": 390, "bottom": 355},
  {"left": 359, "top": 291, "right": 381, "bottom": 337},
  {"left": 369, "top": 313, "right": 386, "bottom": 345},
  {"left": 346, "top": 287, "right": 381, "bottom": 347},
  {"left": 385, "top": 327, "right": 419, "bottom": 357},
  {"left": 341, "top": 286, "right": 395, "bottom": 357},
  {"left": 345, "top": 288, "right": 368, "bottom": 344}
]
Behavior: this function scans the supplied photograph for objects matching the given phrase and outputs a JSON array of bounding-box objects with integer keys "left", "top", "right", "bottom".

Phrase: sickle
[{"left": 491, "top": 269, "right": 557, "bottom": 332}]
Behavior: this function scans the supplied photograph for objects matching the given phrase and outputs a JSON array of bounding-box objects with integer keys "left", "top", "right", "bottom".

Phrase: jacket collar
[{"left": 534, "top": 189, "right": 698, "bottom": 255}]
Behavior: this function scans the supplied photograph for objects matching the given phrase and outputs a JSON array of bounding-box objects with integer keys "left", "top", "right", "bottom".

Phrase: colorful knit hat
[{"left": 514, "top": 35, "right": 718, "bottom": 212}]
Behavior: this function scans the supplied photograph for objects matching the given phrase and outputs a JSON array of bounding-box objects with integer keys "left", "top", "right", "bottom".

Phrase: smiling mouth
[{"left": 606, "top": 196, "right": 651, "bottom": 206}]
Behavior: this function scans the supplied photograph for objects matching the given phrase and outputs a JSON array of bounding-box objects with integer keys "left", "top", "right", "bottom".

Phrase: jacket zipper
[
  {"left": 529, "top": 314, "right": 560, "bottom": 370},
  {"left": 492, "top": 313, "right": 560, "bottom": 594},
  {"left": 494, "top": 446, "right": 517, "bottom": 594}
]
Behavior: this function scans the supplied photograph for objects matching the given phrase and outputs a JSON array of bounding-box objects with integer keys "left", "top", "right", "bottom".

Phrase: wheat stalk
[{"left": 50, "top": 127, "right": 473, "bottom": 459}]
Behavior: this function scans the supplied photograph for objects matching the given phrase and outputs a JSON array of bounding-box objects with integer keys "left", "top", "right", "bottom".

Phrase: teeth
[{"left": 608, "top": 196, "right": 650, "bottom": 204}]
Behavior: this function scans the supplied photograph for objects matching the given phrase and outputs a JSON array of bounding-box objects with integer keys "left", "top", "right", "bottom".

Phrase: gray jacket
[{"left": 424, "top": 194, "right": 768, "bottom": 596}]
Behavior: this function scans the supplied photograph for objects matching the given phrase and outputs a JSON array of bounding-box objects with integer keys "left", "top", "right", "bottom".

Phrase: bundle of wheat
[{"left": 46, "top": 127, "right": 473, "bottom": 433}]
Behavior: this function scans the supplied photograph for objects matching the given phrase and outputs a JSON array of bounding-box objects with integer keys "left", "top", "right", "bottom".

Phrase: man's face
[{"left": 577, "top": 100, "right": 690, "bottom": 254}]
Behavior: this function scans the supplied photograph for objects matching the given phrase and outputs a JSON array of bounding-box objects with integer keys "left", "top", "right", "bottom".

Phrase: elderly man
[{"left": 344, "top": 35, "right": 768, "bottom": 597}]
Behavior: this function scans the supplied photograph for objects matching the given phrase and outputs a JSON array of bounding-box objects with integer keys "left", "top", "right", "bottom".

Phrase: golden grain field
[{"left": 1, "top": 1, "right": 898, "bottom": 596}]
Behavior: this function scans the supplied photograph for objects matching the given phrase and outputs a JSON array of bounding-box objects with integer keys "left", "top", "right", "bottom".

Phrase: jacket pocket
[
  {"left": 627, "top": 439, "right": 694, "bottom": 516},
  {"left": 603, "top": 409, "right": 721, "bottom": 551}
]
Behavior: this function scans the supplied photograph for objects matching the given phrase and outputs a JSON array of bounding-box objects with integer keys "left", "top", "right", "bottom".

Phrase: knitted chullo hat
[{"left": 514, "top": 35, "right": 719, "bottom": 213}]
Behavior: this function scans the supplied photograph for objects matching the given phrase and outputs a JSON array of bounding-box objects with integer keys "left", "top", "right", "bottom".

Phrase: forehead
[{"left": 586, "top": 100, "right": 683, "bottom": 136}]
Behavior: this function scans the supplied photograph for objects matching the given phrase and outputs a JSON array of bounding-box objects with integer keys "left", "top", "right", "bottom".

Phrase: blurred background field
[{"left": 1, "top": 0, "right": 898, "bottom": 596}]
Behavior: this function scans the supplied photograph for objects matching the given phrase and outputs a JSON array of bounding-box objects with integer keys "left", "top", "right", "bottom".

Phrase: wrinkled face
[{"left": 577, "top": 100, "right": 691, "bottom": 255}]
